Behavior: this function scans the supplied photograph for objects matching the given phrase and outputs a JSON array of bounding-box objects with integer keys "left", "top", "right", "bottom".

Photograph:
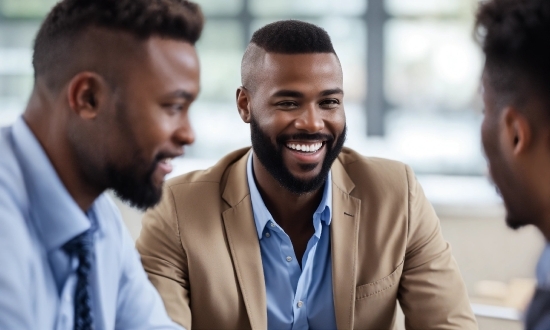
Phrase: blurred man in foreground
[
  {"left": 137, "top": 20, "right": 477, "bottom": 329},
  {"left": 0, "top": 0, "right": 203, "bottom": 328},
  {"left": 476, "top": 0, "right": 550, "bottom": 328}
]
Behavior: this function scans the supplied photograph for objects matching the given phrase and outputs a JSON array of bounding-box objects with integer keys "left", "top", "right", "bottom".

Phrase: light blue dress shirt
[
  {"left": 246, "top": 153, "right": 337, "bottom": 330},
  {"left": 0, "top": 117, "right": 182, "bottom": 330},
  {"left": 524, "top": 244, "right": 550, "bottom": 329},
  {"left": 536, "top": 244, "right": 550, "bottom": 289}
]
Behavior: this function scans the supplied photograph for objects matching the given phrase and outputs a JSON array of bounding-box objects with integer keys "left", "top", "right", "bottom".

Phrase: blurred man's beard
[
  {"left": 250, "top": 117, "right": 346, "bottom": 195},
  {"left": 107, "top": 159, "right": 162, "bottom": 211}
]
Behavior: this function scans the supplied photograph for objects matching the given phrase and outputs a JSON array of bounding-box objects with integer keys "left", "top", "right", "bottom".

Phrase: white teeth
[{"left": 286, "top": 142, "right": 323, "bottom": 153}]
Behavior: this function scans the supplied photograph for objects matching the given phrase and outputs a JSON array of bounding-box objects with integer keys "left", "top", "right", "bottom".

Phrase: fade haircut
[
  {"left": 250, "top": 20, "right": 335, "bottom": 54},
  {"left": 241, "top": 20, "right": 337, "bottom": 89},
  {"left": 476, "top": 0, "right": 550, "bottom": 112},
  {"left": 33, "top": 0, "right": 204, "bottom": 91}
]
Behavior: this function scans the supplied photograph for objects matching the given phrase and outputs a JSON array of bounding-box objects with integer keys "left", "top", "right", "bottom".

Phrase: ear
[
  {"left": 66, "top": 72, "right": 108, "bottom": 120},
  {"left": 501, "top": 107, "right": 532, "bottom": 156},
  {"left": 236, "top": 86, "right": 251, "bottom": 123}
]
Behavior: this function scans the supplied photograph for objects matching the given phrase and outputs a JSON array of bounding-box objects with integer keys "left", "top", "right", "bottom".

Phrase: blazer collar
[
  {"left": 222, "top": 149, "right": 252, "bottom": 207},
  {"left": 330, "top": 157, "right": 361, "bottom": 329},
  {"left": 221, "top": 148, "right": 267, "bottom": 329}
]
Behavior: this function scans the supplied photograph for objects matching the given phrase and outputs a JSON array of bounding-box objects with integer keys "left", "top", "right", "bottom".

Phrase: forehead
[
  {"left": 130, "top": 37, "right": 200, "bottom": 95},
  {"left": 259, "top": 52, "right": 342, "bottom": 89}
]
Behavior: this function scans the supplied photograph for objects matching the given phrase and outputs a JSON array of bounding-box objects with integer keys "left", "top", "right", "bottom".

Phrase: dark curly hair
[
  {"left": 476, "top": 0, "right": 550, "bottom": 108},
  {"left": 33, "top": 0, "right": 204, "bottom": 89},
  {"left": 250, "top": 20, "right": 335, "bottom": 54}
]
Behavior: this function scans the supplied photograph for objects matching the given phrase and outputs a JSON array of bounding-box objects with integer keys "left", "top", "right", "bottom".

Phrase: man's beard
[
  {"left": 250, "top": 117, "right": 346, "bottom": 194},
  {"left": 106, "top": 155, "right": 163, "bottom": 211}
]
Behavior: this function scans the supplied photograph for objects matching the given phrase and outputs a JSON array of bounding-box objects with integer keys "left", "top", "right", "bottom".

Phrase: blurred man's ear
[
  {"left": 236, "top": 86, "right": 252, "bottom": 123},
  {"left": 501, "top": 107, "right": 532, "bottom": 157},
  {"left": 67, "top": 72, "right": 108, "bottom": 120}
]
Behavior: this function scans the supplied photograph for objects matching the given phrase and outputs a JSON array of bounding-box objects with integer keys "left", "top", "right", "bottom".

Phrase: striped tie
[{"left": 63, "top": 230, "right": 94, "bottom": 330}]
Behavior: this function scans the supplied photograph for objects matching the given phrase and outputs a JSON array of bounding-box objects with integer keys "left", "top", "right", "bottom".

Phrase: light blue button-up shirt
[
  {"left": 246, "top": 152, "right": 337, "bottom": 330},
  {"left": 0, "top": 117, "right": 182, "bottom": 330}
]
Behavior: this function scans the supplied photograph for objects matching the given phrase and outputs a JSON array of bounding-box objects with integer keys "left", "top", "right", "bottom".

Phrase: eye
[
  {"left": 276, "top": 101, "right": 299, "bottom": 109},
  {"left": 320, "top": 99, "right": 340, "bottom": 109},
  {"left": 162, "top": 103, "right": 185, "bottom": 114}
]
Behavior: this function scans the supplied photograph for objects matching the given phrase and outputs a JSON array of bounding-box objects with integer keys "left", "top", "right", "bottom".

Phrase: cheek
[{"left": 481, "top": 117, "right": 497, "bottom": 158}]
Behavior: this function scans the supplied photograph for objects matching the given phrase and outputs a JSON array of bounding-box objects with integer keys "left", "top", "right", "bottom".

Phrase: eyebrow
[
  {"left": 272, "top": 90, "right": 304, "bottom": 98},
  {"left": 320, "top": 88, "right": 344, "bottom": 97},
  {"left": 271, "top": 88, "right": 344, "bottom": 98},
  {"left": 164, "top": 90, "right": 195, "bottom": 101}
]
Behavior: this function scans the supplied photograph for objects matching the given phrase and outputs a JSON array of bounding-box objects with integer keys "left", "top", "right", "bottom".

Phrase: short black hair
[
  {"left": 33, "top": 0, "right": 204, "bottom": 88},
  {"left": 476, "top": 0, "right": 550, "bottom": 108},
  {"left": 250, "top": 20, "right": 335, "bottom": 54}
]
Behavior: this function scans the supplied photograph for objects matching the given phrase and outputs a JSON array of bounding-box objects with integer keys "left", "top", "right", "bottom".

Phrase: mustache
[{"left": 276, "top": 133, "right": 334, "bottom": 144}]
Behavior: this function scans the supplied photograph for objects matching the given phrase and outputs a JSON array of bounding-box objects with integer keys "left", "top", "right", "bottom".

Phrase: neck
[
  {"left": 252, "top": 154, "right": 323, "bottom": 231},
  {"left": 23, "top": 87, "right": 103, "bottom": 212}
]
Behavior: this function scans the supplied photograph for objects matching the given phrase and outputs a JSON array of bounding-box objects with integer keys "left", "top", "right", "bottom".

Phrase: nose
[
  {"left": 294, "top": 105, "right": 324, "bottom": 133},
  {"left": 173, "top": 115, "right": 195, "bottom": 146}
]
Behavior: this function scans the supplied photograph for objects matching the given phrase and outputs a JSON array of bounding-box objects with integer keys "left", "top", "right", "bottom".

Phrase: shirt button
[
  {"left": 270, "top": 222, "right": 276, "bottom": 227},
  {"left": 297, "top": 301, "right": 304, "bottom": 308},
  {"left": 265, "top": 232, "right": 271, "bottom": 238},
  {"left": 286, "top": 256, "right": 292, "bottom": 262}
]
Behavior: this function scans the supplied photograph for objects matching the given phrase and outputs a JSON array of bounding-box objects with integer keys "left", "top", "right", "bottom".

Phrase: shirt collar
[
  {"left": 11, "top": 117, "right": 95, "bottom": 251},
  {"left": 246, "top": 152, "right": 332, "bottom": 240}
]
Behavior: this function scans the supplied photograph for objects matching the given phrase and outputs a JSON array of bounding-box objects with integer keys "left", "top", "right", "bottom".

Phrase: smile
[
  {"left": 156, "top": 157, "right": 175, "bottom": 176},
  {"left": 286, "top": 142, "right": 324, "bottom": 153}
]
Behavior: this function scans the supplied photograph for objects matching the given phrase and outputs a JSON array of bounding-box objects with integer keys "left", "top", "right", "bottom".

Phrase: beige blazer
[{"left": 137, "top": 147, "right": 477, "bottom": 330}]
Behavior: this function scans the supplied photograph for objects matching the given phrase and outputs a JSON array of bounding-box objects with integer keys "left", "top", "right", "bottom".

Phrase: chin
[
  {"left": 503, "top": 202, "right": 537, "bottom": 231},
  {"left": 505, "top": 214, "right": 529, "bottom": 230}
]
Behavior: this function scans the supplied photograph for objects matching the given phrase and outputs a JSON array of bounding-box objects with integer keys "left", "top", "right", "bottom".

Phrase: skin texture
[
  {"left": 236, "top": 49, "right": 346, "bottom": 262},
  {"left": 23, "top": 29, "right": 200, "bottom": 211},
  {"left": 481, "top": 71, "right": 550, "bottom": 239}
]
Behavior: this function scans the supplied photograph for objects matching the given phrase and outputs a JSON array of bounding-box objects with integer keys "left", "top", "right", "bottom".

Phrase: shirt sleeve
[
  {"left": 114, "top": 213, "right": 185, "bottom": 330},
  {"left": 397, "top": 165, "right": 478, "bottom": 330},
  {"left": 0, "top": 189, "right": 36, "bottom": 330}
]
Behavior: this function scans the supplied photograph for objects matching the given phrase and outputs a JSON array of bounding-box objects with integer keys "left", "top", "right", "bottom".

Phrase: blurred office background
[{"left": 0, "top": 0, "right": 544, "bottom": 329}]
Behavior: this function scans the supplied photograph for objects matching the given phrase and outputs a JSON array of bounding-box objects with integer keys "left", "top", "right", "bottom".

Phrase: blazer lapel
[
  {"left": 221, "top": 150, "right": 267, "bottom": 330},
  {"left": 331, "top": 159, "right": 361, "bottom": 329}
]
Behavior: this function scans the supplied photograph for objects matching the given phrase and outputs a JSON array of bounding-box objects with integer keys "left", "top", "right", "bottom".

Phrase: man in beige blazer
[{"left": 137, "top": 20, "right": 477, "bottom": 329}]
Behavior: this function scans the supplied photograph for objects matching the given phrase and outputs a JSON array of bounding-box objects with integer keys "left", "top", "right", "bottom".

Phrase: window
[{"left": 0, "top": 0, "right": 485, "bottom": 175}]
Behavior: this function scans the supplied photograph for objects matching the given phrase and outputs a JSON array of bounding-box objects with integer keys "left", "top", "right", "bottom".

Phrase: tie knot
[{"left": 63, "top": 230, "right": 93, "bottom": 257}]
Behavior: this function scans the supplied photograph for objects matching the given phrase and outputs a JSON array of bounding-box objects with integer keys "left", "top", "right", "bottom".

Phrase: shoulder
[
  {"left": 165, "top": 147, "right": 250, "bottom": 195},
  {"left": 337, "top": 147, "right": 413, "bottom": 193},
  {"left": 0, "top": 126, "right": 26, "bottom": 204},
  {"left": 0, "top": 126, "right": 31, "bottom": 241}
]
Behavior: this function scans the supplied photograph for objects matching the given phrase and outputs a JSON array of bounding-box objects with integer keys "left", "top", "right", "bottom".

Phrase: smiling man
[
  {"left": 0, "top": 0, "right": 202, "bottom": 329},
  {"left": 137, "top": 20, "right": 476, "bottom": 329},
  {"left": 476, "top": 0, "right": 550, "bottom": 328}
]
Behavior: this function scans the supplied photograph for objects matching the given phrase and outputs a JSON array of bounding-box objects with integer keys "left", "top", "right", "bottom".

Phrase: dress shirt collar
[
  {"left": 246, "top": 151, "right": 332, "bottom": 240},
  {"left": 11, "top": 117, "right": 99, "bottom": 251}
]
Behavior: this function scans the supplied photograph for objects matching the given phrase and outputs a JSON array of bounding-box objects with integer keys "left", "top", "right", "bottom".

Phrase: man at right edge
[{"left": 476, "top": 0, "right": 550, "bottom": 328}]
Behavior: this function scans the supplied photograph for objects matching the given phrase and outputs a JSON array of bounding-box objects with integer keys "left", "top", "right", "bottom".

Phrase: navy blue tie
[{"left": 63, "top": 230, "right": 94, "bottom": 330}]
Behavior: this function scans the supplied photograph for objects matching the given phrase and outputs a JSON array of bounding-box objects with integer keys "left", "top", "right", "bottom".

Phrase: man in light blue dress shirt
[
  {"left": 0, "top": 0, "right": 204, "bottom": 328},
  {"left": 476, "top": 0, "right": 550, "bottom": 329}
]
